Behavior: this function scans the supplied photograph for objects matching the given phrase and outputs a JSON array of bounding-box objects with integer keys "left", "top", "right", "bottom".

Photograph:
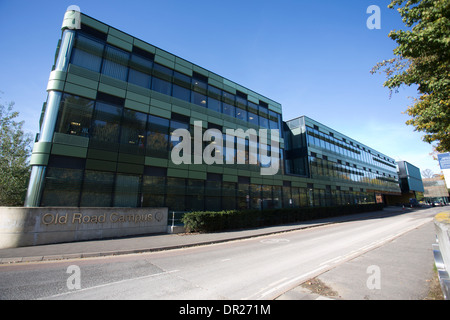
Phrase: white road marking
[{"left": 40, "top": 269, "right": 180, "bottom": 300}]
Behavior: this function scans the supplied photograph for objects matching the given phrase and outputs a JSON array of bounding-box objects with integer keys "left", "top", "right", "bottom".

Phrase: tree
[
  {"left": 371, "top": 0, "right": 450, "bottom": 152},
  {"left": 421, "top": 168, "right": 434, "bottom": 178},
  {"left": 0, "top": 99, "right": 33, "bottom": 206}
]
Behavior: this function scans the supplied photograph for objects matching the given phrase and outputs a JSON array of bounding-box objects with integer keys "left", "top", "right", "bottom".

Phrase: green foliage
[
  {"left": 371, "top": 0, "right": 450, "bottom": 152},
  {"left": 0, "top": 100, "right": 33, "bottom": 206},
  {"left": 181, "top": 204, "right": 384, "bottom": 233}
]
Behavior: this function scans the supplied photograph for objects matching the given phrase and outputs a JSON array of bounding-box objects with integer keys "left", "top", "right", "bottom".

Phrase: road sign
[{"left": 437, "top": 153, "right": 450, "bottom": 170}]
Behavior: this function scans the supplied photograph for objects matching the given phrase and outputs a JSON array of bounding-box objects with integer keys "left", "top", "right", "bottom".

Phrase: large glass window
[
  {"left": 56, "top": 94, "right": 94, "bottom": 137},
  {"left": 91, "top": 100, "right": 123, "bottom": 144},
  {"left": 223, "top": 102, "right": 235, "bottom": 117},
  {"left": 41, "top": 156, "right": 84, "bottom": 207},
  {"left": 71, "top": 34, "right": 104, "bottom": 72},
  {"left": 80, "top": 170, "right": 115, "bottom": 207},
  {"left": 169, "top": 117, "right": 190, "bottom": 153},
  {"left": 250, "top": 184, "right": 262, "bottom": 210},
  {"left": 173, "top": 84, "right": 191, "bottom": 102},
  {"left": 248, "top": 111, "right": 258, "bottom": 126},
  {"left": 142, "top": 167, "right": 166, "bottom": 207},
  {"left": 259, "top": 116, "right": 269, "bottom": 129},
  {"left": 269, "top": 111, "right": 281, "bottom": 130},
  {"left": 205, "top": 174, "right": 222, "bottom": 211},
  {"left": 120, "top": 109, "right": 147, "bottom": 154},
  {"left": 207, "top": 86, "right": 222, "bottom": 113},
  {"left": 151, "top": 63, "right": 172, "bottom": 95},
  {"left": 128, "top": 54, "right": 152, "bottom": 88},
  {"left": 222, "top": 181, "right": 237, "bottom": 210},
  {"left": 186, "top": 179, "right": 205, "bottom": 211},
  {"left": 236, "top": 107, "right": 247, "bottom": 122},
  {"left": 151, "top": 77, "right": 171, "bottom": 95},
  {"left": 101, "top": 45, "right": 129, "bottom": 81},
  {"left": 222, "top": 91, "right": 235, "bottom": 117},
  {"left": 172, "top": 71, "right": 191, "bottom": 102},
  {"left": 114, "top": 174, "right": 141, "bottom": 207},
  {"left": 273, "top": 186, "right": 282, "bottom": 209},
  {"left": 192, "top": 91, "right": 207, "bottom": 107},
  {"left": 165, "top": 177, "right": 186, "bottom": 211},
  {"left": 146, "top": 115, "right": 170, "bottom": 158},
  {"left": 237, "top": 177, "right": 250, "bottom": 210},
  {"left": 262, "top": 185, "right": 273, "bottom": 209}
]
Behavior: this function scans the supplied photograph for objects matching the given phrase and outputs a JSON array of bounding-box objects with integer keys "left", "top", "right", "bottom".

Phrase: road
[{"left": 0, "top": 206, "right": 443, "bottom": 300}]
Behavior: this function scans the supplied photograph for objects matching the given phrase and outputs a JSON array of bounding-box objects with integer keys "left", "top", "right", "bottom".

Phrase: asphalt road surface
[{"left": 0, "top": 206, "right": 443, "bottom": 300}]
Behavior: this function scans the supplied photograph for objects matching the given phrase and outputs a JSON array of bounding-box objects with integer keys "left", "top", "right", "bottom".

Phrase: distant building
[
  {"left": 423, "top": 175, "right": 449, "bottom": 205},
  {"left": 380, "top": 161, "right": 424, "bottom": 206},
  {"left": 397, "top": 161, "right": 424, "bottom": 193}
]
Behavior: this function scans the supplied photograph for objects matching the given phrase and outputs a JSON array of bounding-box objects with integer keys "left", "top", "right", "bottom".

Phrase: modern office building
[{"left": 25, "top": 9, "right": 401, "bottom": 210}]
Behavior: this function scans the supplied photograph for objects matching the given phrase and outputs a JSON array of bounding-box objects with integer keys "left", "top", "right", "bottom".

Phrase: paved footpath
[{"left": 277, "top": 219, "right": 438, "bottom": 300}]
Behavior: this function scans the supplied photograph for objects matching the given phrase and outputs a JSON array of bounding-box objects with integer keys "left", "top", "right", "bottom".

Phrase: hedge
[{"left": 181, "top": 203, "right": 385, "bottom": 233}]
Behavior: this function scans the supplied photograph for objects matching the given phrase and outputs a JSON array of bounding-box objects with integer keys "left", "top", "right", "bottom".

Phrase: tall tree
[
  {"left": 0, "top": 99, "right": 33, "bottom": 206},
  {"left": 371, "top": 0, "right": 450, "bottom": 152}
]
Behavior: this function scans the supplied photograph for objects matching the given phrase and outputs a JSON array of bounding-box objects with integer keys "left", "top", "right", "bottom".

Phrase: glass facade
[{"left": 28, "top": 12, "right": 402, "bottom": 212}]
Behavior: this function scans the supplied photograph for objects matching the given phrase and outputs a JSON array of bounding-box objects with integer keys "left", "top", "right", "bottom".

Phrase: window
[
  {"left": 41, "top": 156, "right": 85, "bottom": 206},
  {"left": 259, "top": 116, "right": 269, "bottom": 129},
  {"left": 146, "top": 115, "right": 170, "bottom": 158},
  {"left": 56, "top": 94, "right": 94, "bottom": 137},
  {"left": 248, "top": 111, "right": 258, "bottom": 126},
  {"left": 172, "top": 71, "right": 191, "bottom": 102},
  {"left": 128, "top": 54, "right": 152, "bottom": 88},
  {"left": 222, "top": 182, "right": 237, "bottom": 210},
  {"left": 173, "top": 84, "right": 191, "bottom": 102},
  {"left": 91, "top": 100, "right": 123, "bottom": 144},
  {"left": 222, "top": 91, "right": 235, "bottom": 117},
  {"left": 170, "top": 116, "right": 190, "bottom": 155},
  {"left": 223, "top": 102, "right": 235, "bottom": 117},
  {"left": 71, "top": 34, "right": 104, "bottom": 72},
  {"left": 114, "top": 174, "right": 141, "bottom": 207},
  {"left": 101, "top": 45, "right": 129, "bottom": 81},
  {"left": 80, "top": 170, "right": 115, "bottom": 207},
  {"left": 192, "top": 91, "right": 207, "bottom": 107},
  {"left": 142, "top": 166, "right": 166, "bottom": 207},
  {"left": 250, "top": 184, "right": 262, "bottom": 210},
  {"left": 152, "top": 77, "right": 171, "bottom": 95},
  {"left": 165, "top": 177, "right": 186, "bottom": 211},
  {"left": 186, "top": 179, "right": 205, "bottom": 211},
  {"left": 237, "top": 177, "right": 250, "bottom": 210},
  {"left": 152, "top": 63, "right": 172, "bottom": 95},
  {"left": 207, "top": 86, "right": 222, "bottom": 113},
  {"left": 236, "top": 107, "right": 247, "bottom": 121},
  {"left": 120, "top": 109, "right": 147, "bottom": 153},
  {"left": 269, "top": 111, "right": 279, "bottom": 130},
  {"left": 236, "top": 91, "right": 247, "bottom": 110},
  {"left": 205, "top": 174, "right": 222, "bottom": 211},
  {"left": 191, "top": 73, "right": 208, "bottom": 107}
]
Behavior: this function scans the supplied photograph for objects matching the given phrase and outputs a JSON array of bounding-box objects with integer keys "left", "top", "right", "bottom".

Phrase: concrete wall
[
  {"left": 0, "top": 207, "right": 168, "bottom": 249},
  {"left": 434, "top": 212, "right": 450, "bottom": 299}
]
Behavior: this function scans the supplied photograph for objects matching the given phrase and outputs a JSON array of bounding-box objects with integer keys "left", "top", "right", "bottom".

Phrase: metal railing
[{"left": 167, "top": 211, "right": 187, "bottom": 233}]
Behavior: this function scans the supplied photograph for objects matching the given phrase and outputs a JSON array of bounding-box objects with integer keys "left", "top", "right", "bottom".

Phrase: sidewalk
[
  {"left": 0, "top": 207, "right": 407, "bottom": 264},
  {"left": 277, "top": 219, "right": 438, "bottom": 300}
]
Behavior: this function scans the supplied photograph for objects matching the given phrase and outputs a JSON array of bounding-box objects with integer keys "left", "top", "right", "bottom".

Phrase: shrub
[{"left": 181, "top": 203, "right": 384, "bottom": 233}]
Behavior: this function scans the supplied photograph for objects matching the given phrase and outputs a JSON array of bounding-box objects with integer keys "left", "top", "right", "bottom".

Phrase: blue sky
[{"left": 0, "top": 0, "right": 441, "bottom": 173}]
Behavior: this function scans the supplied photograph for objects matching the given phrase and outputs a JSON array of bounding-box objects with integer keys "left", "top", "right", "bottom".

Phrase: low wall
[
  {"left": 0, "top": 207, "right": 168, "bottom": 249},
  {"left": 434, "top": 212, "right": 450, "bottom": 299}
]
